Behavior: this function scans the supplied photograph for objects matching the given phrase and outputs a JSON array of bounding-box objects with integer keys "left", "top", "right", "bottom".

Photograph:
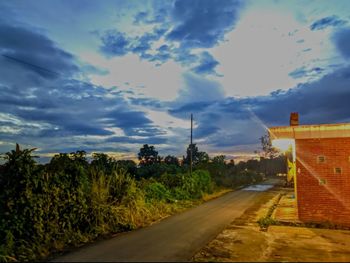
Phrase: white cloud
[
  {"left": 144, "top": 109, "right": 188, "bottom": 129},
  {"left": 212, "top": 7, "right": 339, "bottom": 97},
  {"left": 81, "top": 52, "right": 183, "bottom": 101}
]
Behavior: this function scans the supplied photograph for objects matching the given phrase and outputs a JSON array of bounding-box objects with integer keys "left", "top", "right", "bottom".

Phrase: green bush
[
  {"left": 144, "top": 182, "right": 171, "bottom": 202},
  {"left": 257, "top": 217, "right": 277, "bottom": 229},
  {"left": 0, "top": 146, "right": 219, "bottom": 262},
  {"left": 172, "top": 187, "right": 190, "bottom": 200},
  {"left": 164, "top": 170, "right": 213, "bottom": 200}
]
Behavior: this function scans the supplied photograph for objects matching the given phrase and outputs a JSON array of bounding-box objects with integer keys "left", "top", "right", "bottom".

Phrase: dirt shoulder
[{"left": 192, "top": 186, "right": 350, "bottom": 262}]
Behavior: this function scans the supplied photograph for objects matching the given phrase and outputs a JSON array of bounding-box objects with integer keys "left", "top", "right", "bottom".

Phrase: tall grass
[
  {"left": 0, "top": 146, "right": 265, "bottom": 262},
  {"left": 0, "top": 147, "right": 216, "bottom": 262}
]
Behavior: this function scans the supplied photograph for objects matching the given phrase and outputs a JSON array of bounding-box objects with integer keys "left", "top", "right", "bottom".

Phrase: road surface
[{"left": 53, "top": 179, "right": 280, "bottom": 262}]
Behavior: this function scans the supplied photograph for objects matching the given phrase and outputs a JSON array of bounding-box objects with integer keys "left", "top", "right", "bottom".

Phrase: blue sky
[{"left": 1, "top": 0, "right": 350, "bottom": 161}]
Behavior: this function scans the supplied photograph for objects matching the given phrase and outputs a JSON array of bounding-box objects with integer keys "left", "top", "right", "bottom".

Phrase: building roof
[{"left": 269, "top": 122, "right": 350, "bottom": 140}]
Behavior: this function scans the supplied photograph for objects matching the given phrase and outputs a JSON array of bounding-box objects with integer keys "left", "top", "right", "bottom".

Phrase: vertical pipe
[{"left": 190, "top": 113, "right": 193, "bottom": 176}]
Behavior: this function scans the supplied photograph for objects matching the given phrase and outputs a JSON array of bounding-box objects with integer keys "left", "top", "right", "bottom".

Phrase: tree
[
  {"left": 0, "top": 144, "right": 41, "bottom": 243},
  {"left": 91, "top": 152, "right": 115, "bottom": 174},
  {"left": 198, "top": 151, "right": 209, "bottom": 164},
  {"left": 91, "top": 152, "right": 111, "bottom": 165},
  {"left": 46, "top": 151, "right": 89, "bottom": 174},
  {"left": 138, "top": 144, "right": 159, "bottom": 166},
  {"left": 212, "top": 155, "right": 226, "bottom": 165},
  {"left": 164, "top": 155, "right": 180, "bottom": 166},
  {"left": 116, "top": 160, "right": 137, "bottom": 176},
  {"left": 70, "top": 150, "right": 87, "bottom": 164},
  {"left": 183, "top": 143, "right": 198, "bottom": 165},
  {"left": 183, "top": 144, "right": 209, "bottom": 166},
  {"left": 260, "top": 133, "right": 279, "bottom": 159},
  {"left": 227, "top": 159, "right": 235, "bottom": 167}
]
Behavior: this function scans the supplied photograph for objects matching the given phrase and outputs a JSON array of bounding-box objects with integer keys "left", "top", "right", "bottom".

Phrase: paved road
[{"left": 53, "top": 179, "right": 280, "bottom": 262}]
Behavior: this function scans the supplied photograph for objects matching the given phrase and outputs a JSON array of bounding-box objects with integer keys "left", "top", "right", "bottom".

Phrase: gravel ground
[{"left": 193, "top": 186, "right": 350, "bottom": 262}]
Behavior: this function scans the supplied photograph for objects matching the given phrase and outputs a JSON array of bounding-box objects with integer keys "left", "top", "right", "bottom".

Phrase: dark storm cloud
[
  {"left": 100, "top": 27, "right": 167, "bottom": 59},
  {"left": 128, "top": 97, "right": 164, "bottom": 109},
  {"left": 254, "top": 65, "right": 350, "bottom": 125},
  {"left": 166, "top": 0, "right": 242, "bottom": 48},
  {"left": 0, "top": 21, "right": 78, "bottom": 78},
  {"left": 333, "top": 27, "right": 350, "bottom": 59},
  {"left": 167, "top": 65, "right": 350, "bottom": 148},
  {"left": 310, "top": 15, "right": 347, "bottom": 31},
  {"left": 100, "top": 0, "right": 237, "bottom": 67},
  {"left": 133, "top": 8, "right": 169, "bottom": 25},
  {"left": 194, "top": 125, "right": 219, "bottom": 139},
  {"left": 100, "top": 30, "right": 131, "bottom": 56},
  {"left": 105, "top": 109, "right": 153, "bottom": 129},
  {"left": 0, "top": 79, "right": 158, "bottom": 138},
  {"left": 191, "top": 52, "right": 220, "bottom": 76},
  {"left": 0, "top": 21, "right": 167, "bottom": 154}
]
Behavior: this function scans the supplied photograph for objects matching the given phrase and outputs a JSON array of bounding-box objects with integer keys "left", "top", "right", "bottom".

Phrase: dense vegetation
[{"left": 0, "top": 143, "right": 285, "bottom": 261}]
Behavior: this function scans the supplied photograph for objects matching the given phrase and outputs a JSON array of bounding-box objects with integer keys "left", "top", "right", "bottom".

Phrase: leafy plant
[
  {"left": 0, "top": 144, "right": 258, "bottom": 262},
  {"left": 144, "top": 182, "right": 172, "bottom": 202}
]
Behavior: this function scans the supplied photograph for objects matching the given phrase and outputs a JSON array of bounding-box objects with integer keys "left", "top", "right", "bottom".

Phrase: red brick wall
[{"left": 296, "top": 138, "right": 350, "bottom": 226}]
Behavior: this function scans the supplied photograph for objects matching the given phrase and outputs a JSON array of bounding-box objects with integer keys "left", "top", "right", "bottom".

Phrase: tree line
[{"left": 0, "top": 137, "right": 286, "bottom": 261}]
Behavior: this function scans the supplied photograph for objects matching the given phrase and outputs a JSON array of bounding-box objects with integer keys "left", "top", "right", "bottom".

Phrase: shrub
[
  {"left": 167, "top": 170, "right": 213, "bottom": 200},
  {"left": 172, "top": 187, "right": 190, "bottom": 200},
  {"left": 0, "top": 145, "right": 220, "bottom": 261},
  {"left": 144, "top": 182, "right": 172, "bottom": 202}
]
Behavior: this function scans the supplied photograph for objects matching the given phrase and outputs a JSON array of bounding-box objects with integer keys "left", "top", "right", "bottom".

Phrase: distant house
[{"left": 269, "top": 113, "right": 350, "bottom": 226}]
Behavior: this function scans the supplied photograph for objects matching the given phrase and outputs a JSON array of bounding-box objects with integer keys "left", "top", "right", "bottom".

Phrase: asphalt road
[{"left": 53, "top": 179, "right": 279, "bottom": 262}]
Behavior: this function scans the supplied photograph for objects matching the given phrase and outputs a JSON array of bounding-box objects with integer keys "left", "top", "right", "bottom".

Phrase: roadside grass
[
  {"left": 257, "top": 191, "right": 350, "bottom": 231},
  {"left": 1, "top": 166, "right": 232, "bottom": 262},
  {"left": 201, "top": 188, "right": 232, "bottom": 202},
  {"left": 257, "top": 193, "right": 282, "bottom": 231},
  {"left": 0, "top": 146, "right": 266, "bottom": 262}
]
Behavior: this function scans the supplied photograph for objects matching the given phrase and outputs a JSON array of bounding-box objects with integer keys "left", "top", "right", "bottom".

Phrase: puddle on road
[{"left": 242, "top": 184, "right": 274, "bottom": 191}]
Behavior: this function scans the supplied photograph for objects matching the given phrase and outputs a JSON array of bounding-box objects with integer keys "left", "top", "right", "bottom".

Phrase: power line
[
  {"left": 190, "top": 113, "right": 193, "bottom": 176},
  {"left": 2, "top": 54, "right": 60, "bottom": 76}
]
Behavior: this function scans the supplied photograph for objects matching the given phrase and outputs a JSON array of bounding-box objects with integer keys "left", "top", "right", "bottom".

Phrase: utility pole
[{"left": 190, "top": 113, "right": 193, "bottom": 176}]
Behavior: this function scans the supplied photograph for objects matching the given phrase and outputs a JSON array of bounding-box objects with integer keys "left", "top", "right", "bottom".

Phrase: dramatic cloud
[
  {"left": 0, "top": 20, "right": 168, "bottom": 156},
  {"left": 191, "top": 52, "right": 220, "bottom": 76},
  {"left": 254, "top": 65, "right": 350, "bottom": 125},
  {"left": 100, "top": 31, "right": 130, "bottom": 56},
  {"left": 175, "top": 73, "right": 225, "bottom": 104},
  {"left": 1, "top": 0, "right": 350, "bottom": 160},
  {"left": 100, "top": 27, "right": 167, "bottom": 59},
  {"left": 310, "top": 16, "right": 347, "bottom": 31},
  {"left": 0, "top": 23, "right": 78, "bottom": 81},
  {"left": 99, "top": 0, "right": 235, "bottom": 70},
  {"left": 167, "top": 65, "right": 350, "bottom": 151},
  {"left": 167, "top": 0, "right": 242, "bottom": 48},
  {"left": 333, "top": 27, "right": 350, "bottom": 59},
  {"left": 133, "top": 6, "right": 169, "bottom": 25}
]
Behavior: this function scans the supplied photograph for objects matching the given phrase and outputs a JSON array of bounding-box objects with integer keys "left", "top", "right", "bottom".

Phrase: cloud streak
[{"left": 310, "top": 16, "right": 347, "bottom": 31}]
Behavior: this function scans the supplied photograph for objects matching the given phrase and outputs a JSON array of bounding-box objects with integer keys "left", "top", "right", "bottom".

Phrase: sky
[{"left": 1, "top": 0, "right": 350, "bottom": 162}]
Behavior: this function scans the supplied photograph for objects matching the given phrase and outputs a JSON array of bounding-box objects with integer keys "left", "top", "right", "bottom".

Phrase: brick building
[{"left": 269, "top": 114, "right": 350, "bottom": 226}]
